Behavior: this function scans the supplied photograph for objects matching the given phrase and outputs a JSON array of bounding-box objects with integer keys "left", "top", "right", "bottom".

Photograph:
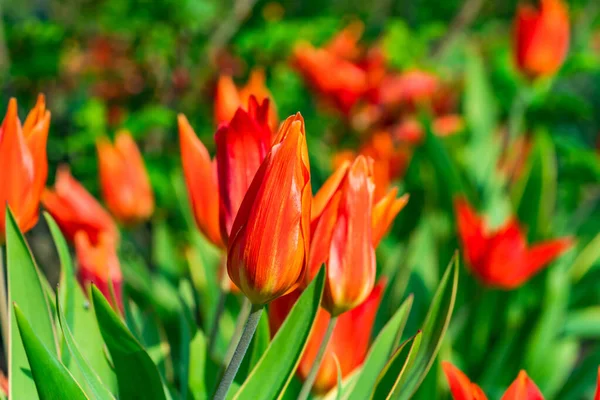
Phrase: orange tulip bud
[
  {"left": 96, "top": 130, "right": 154, "bottom": 225},
  {"left": 514, "top": 0, "right": 570, "bottom": 79},
  {"left": 0, "top": 95, "right": 50, "bottom": 242},
  {"left": 269, "top": 281, "right": 385, "bottom": 394},
  {"left": 455, "top": 197, "right": 573, "bottom": 289},
  {"left": 75, "top": 231, "right": 123, "bottom": 311},
  {"left": 227, "top": 114, "right": 311, "bottom": 305},
  {"left": 178, "top": 114, "right": 224, "bottom": 249},
  {"left": 216, "top": 97, "right": 271, "bottom": 242},
  {"left": 308, "top": 156, "right": 376, "bottom": 316},
  {"left": 43, "top": 167, "right": 118, "bottom": 245}
]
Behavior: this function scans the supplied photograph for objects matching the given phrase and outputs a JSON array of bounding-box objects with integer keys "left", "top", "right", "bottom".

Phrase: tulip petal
[
  {"left": 215, "top": 103, "right": 271, "bottom": 241},
  {"left": 454, "top": 198, "right": 488, "bottom": 274},
  {"left": 442, "top": 362, "right": 488, "bottom": 400},
  {"left": 312, "top": 160, "right": 351, "bottom": 220},
  {"left": 178, "top": 114, "right": 223, "bottom": 248},
  {"left": 372, "top": 189, "right": 409, "bottom": 247},
  {"left": 518, "top": 237, "right": 573, "bottom": 284},
  {"left": 215, "top": 75, "right": 241, "bottom": 125},
  {"left": 500, "top": 370, "right": 544, "bottom": 400}
]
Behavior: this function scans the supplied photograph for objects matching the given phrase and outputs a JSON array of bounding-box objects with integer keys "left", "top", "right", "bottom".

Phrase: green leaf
[
  {"left": 46, "top": 213, "right": 116, "bottom": 392},
  {"left": 564, "top": 307, "right": 600, "bottom": 338},
  {"left": 57, "top": 291, "right": 115, "bottom": 400},
  {"left": 347, "top": 295, "right": 414, "bottom": 400},
  {"left": 570, "top": 232, "right": 600, "bottom": 283},
  {"left": 6, "top": 208, "right": 57, "bottom": 400},
  {"left": 511, "top": 131, "right": 557, "bottom": 241},
  {"left": 14, "top": 304, "right": 87, "bottom": 400},
  {"left": 188, "top": 331, "right": 208, "bottom": 400},
  {"left": 371, "top": 332, "right": 422, "bottom": 400},
  {"left": 91, "top": 286, "right": 167, "bottom": 400},
  {"left": 233, "top": 267, "right": 326, "bottom": 400},
  {"left": 395, "top": 253, "right": 459, "bottom": 399}
]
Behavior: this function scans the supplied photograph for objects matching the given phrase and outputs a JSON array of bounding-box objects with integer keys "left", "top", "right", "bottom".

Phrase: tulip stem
[
  {"left": 0, "top": 245, "right": 7, "bottom": 360},
  {"left": 213, "top": 303, "right": 263, "bottom": 400},
  {"left": 297, "top": 315, "right": 338, "bottom": 400},
  {"left": 223, "top": 298, "right": 251, "bottom": 366}
]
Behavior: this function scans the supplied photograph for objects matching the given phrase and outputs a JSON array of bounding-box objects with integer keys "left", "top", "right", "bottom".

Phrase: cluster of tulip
[
  {"left": 0, "top": 95, "right": 154, "bottom": 311},
  {"left": 0, "top": 0, "right": 590, "bottom": 398}
]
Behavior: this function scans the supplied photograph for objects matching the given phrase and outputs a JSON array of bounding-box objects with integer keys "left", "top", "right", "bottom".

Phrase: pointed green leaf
[
  {"left": 395, "top": 254, "right": 459, "bottom": 399},
  {"left": 14, "top": 304, "right": 87, "bottom": 400},
  {"left": 347, "top": 295, "right": 414, "bottom": 400},
  {"left": 91, "top": 286, "right": 166, "bottom": 400},
  {"left": 6, "top": 208, "right": 56, "bottom": 400},
  {"left": 236, "top": 309, "right": 270, "bottom": 384},
  {"left": 372, "top": 332, "right": 422, "bottom": 400},
  {"left": 57, "top": 291, "right": 115, "bottom": 400},
  {"left": 233, "top": 267, "right": 325, "bottom": 400},
  {"left": 46, "top": 213, "right": 116, "bottom": 392}
]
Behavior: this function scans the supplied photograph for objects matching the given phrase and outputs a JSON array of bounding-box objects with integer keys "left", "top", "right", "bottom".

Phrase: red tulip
[
  {"left": 215, "top": 69, "right": 278, "bottom": 129},
  {"left": 443, "top": 362, "right": 544, "bottom": 400},
  {"left": 269, "top": 281, "right": 384, "bottom": 394},
  {"left": 0, "top": 95, "right": 50, "bottom": 242},
  {"left": 227, "top": 114, "right": 311, "bottom": 305},
  {"left": 454, "top": 197, "right": 572, "bottom": 289},
  {"left": 43, "top": 167, "right": 118, "bottom": 245},
  {"left": 216, "top": 97, "right": 272, "bottom": 242},
  {"left": 178, "top": 114, "right": 224, "bottom": 249},
  {"left": 514, "top": 0, "right": 570, "bottom": 78},
  {"left": 308, "top": 156, "right": 376, "bottom": 316},
  {"left": 96, "top": 130, "right": 154, "bottom": 225},
  {"left": 75, "top": 231, "right": 123, "bottom": 311}
]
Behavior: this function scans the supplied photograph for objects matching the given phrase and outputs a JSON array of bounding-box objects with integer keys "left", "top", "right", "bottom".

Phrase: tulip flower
[
  {"left": 227, "top": 113, "right": 311, "bottom": 305},
  {"left": 0, "top": 95, "right": 50, "bottom": 242},
  {"left": 215, "top": 69, "right": 278, "bottom": 129},
  {"left": 96, "top": 130, "right": 154, "bottom": 225},
  {"left": 269, "top": 281, "right": 384, "bottom": 394},
  {"left": 216, "top": 97, "right": 272, "bottom": 242},
  {"left": 442, "top": 362, "right": 544, "bottom": 400},
  {"left": 454, "top": 197, "right": 572, "bottom": 289},
  {"left": 308, "top": 156, "right": 376, "bottom": 316},
  {"left": 514, "top": 0, "right": 569, "bottom": 79},
  {"left": 75, "top": 231, "right": 123, "bottom": 311},
  {"left": 43, "top": 167, "right": 118, "bottom": 245},
  {"left": 372, "top": 188, "right": 409, "bottom": 247},
  {"left": 178, "top": 114, "right": 224, "bottom": 249}
]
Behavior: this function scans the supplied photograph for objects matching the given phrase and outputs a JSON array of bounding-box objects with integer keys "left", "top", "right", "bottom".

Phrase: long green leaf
[
  {"left": 6, "top": 208, "right": 56, "bottom": 400},
  {"left": 347, "top": 295, "right": 414, "bottom": 400},
  {"left": 14, "top": 304, "right": 87, "bottom": 400},
  {"left": 233, "top": 267, "right": 325, "bottom": 400},
  {"left": 395, "top": 254, "right": 459, "bottom": 399},
  {"left": 372, "top": 332, "right": 422, "bottom": 400},
  {"left": 57, "top": 291, "right": 115, "bottom": 400},
  {"left": 91, "top": 286, "right": 167, "bottom": 400},
  {"left": 45, "top": 213, "right": 116, "bottom": 392}
]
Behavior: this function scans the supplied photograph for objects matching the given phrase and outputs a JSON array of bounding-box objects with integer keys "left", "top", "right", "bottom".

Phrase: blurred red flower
[
  {"left": 454, "top": 197, "right": 573, "bottom": 289},
  {"left": 514, "top": 0, "right": 570, "bottom": 78}
]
